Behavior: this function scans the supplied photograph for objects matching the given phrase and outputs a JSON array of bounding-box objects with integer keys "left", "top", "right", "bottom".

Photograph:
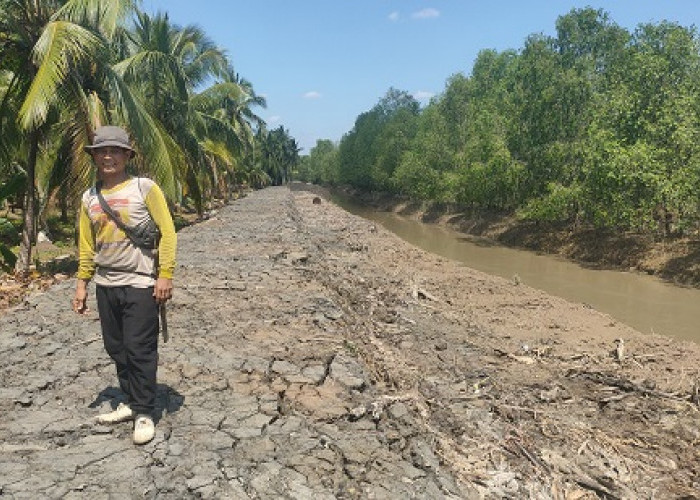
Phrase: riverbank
[
  {"left": 1, "top": 186, "right": 699, "bottom": 498},
  {"left": 327, "top": 186, "right": 700, "bottom": 288}
]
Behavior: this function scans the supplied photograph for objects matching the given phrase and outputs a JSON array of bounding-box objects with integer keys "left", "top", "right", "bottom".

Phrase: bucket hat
[{"left": 84, "top": 125, "right": 135, "bottom": 156}]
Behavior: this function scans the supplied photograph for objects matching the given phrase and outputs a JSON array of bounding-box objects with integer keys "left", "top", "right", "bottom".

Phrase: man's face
[{"left": 91, "top": 146, "right": 130, "bottom": 176}]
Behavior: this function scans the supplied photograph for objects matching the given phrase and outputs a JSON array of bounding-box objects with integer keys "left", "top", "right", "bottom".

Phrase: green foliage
[
  {"left": 392, "top": 152, "right": 443, "bottom": 201},
  {"left": 0, "top": 1, "right": 275, "bottom": 271},
  {"left": 0, "top": 218, "right": 15, "bottom": 239},
  {"left": 0, "top": 168, "right": 26, "bottom": 269},
  {"left": 296, "top": 140, "right": 339, "bottom": 184},
  {"left": 337, "top": 88, "right": 419, "bottom": 191},
  {"left": 0, "top": 168, "right": 26, "bottom": 201},
  {"left": 301, "top": 7, "right": 700, "bottom": 239},
  {"left": 0, "top": 244, "right": 16, "bottom": 271},
  {"left": 45, "top": 214, "right": 76, "bottom": 245},
  {"left": 583, "top": 138, "right": 669, "bottom": 230},
  {"left": 519, "top": 182, "right": 583, "bottom": 223},
  {"left": 5, "top": 3, "right": 699, "bottom": 247},
  {"left": 258, "top": 126, "right": 300, "bottom": 185},
  {"left": 451, "top": 151, "right": 525, "bottom": 210},
  {"left": 372, "top": 107, "right": 419, "bottom": 192}
]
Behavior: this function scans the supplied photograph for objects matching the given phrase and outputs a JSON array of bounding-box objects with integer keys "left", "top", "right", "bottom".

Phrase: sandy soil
[{"left": 1, "top": 185, "right": 699, "bottom": 498}]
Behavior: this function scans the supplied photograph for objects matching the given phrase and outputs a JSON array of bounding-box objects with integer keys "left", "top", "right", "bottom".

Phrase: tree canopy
[
  {"left": 0, "top": 0, "right": 298, "bottom": 271},
  {"left": 298, "top": 7, "right": 700, "bottom": 238}
]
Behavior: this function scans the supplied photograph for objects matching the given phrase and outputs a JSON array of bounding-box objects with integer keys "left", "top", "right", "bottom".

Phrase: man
[{"left": 72, "top": 125, "right": 176, "bottom": 445}]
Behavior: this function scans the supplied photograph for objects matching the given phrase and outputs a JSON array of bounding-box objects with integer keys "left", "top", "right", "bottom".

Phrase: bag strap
[{"left": 95, "top": 181, "right": 138, "bottom": 244}]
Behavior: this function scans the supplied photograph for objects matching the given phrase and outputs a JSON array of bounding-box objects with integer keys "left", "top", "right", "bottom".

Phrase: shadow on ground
[{"left": 88, "top": 384, "right": 185, "bottom": 423}]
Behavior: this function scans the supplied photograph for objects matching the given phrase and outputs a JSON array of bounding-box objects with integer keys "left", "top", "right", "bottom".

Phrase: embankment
[
  {"left": 1, "top": 186, "right": 698, "bottom": 498},
  {"left": 328, "top": 185, "right": 700, "bottom": 288}
]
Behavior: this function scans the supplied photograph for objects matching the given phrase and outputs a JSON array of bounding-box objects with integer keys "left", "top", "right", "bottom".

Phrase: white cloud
[
  {"left": 303, "top": 91, "right": 322, "bottom": 99},
  {"left": 411, "top": 8, "right": 440, "bottom": 20},
  {"left": 267, "top": 115, "right": 281, "bottom": 124},
  {"left": 388, "top": 11, "right": 399, "bottom": 22},
  {"left": 413, "top": 90, "right": 435, "bottom": 101}
]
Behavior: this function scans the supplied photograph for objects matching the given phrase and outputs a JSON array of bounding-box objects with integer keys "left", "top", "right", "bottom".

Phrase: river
[{"left": 332, "top": 195, "right": 700, "bottom": 344}]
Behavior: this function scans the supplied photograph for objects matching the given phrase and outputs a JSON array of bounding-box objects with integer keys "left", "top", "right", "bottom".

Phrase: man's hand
[
  {"left": 154, "top": 277, "right": 173, "bottom": 304},
  {"left": 73, "top": 279, "right": 90, "bottom": 314}
]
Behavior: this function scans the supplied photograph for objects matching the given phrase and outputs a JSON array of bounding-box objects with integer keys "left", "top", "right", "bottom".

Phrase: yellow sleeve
[
  {"left": 145, "top": 183, "right": 177, "bottom": 279},
  {"left": 77, "top": 202, "right": 96, "bottom": 280}
]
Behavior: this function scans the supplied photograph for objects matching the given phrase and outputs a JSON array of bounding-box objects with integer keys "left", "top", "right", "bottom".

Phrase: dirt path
[{"left": 1, "top": 186, "right": 699, "bottom": 499}]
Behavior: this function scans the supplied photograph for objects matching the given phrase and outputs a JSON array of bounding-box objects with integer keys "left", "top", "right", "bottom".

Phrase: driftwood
[
  {"left": 411, "top": 285, "right": 439, "bottom": 301},
  {"left": 567, "top": 369, "right": 687, "bottom": 401}
]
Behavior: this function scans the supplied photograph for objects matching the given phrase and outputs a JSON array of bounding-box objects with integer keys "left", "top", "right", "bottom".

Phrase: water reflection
[{"left": 333, "top": 196, "right": 700, "bottom": 343}]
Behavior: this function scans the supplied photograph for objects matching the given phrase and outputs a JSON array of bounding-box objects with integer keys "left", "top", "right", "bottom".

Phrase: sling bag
[{"left": 95, "top": 180, "right": 161, "bottom": 250}]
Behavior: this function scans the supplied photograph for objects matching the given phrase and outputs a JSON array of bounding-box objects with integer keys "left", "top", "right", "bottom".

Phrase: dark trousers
[{"left": 96, "top": 285, "right": 159, "bottom": 415}]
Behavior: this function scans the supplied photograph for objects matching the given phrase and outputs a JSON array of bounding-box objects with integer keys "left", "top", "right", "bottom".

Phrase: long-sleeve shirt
[{"left": 77, "top": 177, "right": 176, "bottom": 287}]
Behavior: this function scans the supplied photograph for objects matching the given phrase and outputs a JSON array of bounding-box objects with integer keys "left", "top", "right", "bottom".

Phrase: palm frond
[
  {"left": 201, "top": 139, "right": 235, "bottom": 168},
  {"left": 53, "top": 0, "right": 138, "bottom": 39},
  {"left": 172, "top": 25, "right": 228, "bottom": 86},
  {"left": 192, "top": 81, "right": 246, "bottom": 110},
  {"left": 113, "top": 50, "right": 188, "bottom": 102},
  {"left": 197, "top": 111, "right": 244, "bottom": 156},
  {"left": 0, "top": 70, "right": 22, "bottom": 165},
  {"left": 19, "top": 20, "right": 103, "bottom": 130},
  {"left": 106, "top": 66, "right": 186, "bottom": 200},
  {"left": 63, "top": 84, "right": 104, "bottom": 200}
]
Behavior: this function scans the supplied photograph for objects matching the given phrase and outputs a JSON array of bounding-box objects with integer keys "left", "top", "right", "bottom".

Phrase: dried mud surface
[{"left": 1, "top": 186, "right": 699, "bottom": 499}]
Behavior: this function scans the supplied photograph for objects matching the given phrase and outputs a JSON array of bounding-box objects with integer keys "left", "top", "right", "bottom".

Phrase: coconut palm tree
[
  {"left": 5, "top": 0, "right": 184, "bottom": 272},
  {"left": 190, "top": 67, "right": 267, "bottom": 199},
  {"left": 2, "top": 1, "right": 283, "bottom": 271},
  {"left": 116, "top": 10, "right": 234, "bottom": 214},
  {"left": 0, "top": 0, "right": 61, "bottom": 272},
  {"left": 260, "top": 126, "right": 300, "bottom": 185},
  {"left": 221, "top": 69, "right": 267, "bottom": 147}
]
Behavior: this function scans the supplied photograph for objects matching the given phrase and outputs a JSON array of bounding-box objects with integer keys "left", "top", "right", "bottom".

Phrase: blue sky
[{"left": 143, "top": 1, "right": 700, "bottom": 153}]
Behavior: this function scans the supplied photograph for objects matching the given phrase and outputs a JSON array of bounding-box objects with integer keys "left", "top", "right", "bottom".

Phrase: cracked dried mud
[{"left": 1, "top": 186, "right": 699, "bottom": 499}]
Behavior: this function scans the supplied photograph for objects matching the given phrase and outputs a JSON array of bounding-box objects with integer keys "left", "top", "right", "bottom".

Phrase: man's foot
[
  {"left": 133, "top": 415, "right": 155, "bottom": 445},
  {"left": 96, "top": 403, "right": 134, "bottom": 424}
]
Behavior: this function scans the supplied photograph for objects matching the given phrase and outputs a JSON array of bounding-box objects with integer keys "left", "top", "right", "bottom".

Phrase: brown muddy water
[{"left": 333, "top": 196, "right": 700, "bottom": 344}]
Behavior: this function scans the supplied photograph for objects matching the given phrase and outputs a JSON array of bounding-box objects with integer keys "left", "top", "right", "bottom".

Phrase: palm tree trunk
[
  {"left": 59, "top": 181, "right": 69, "bottom": 221},
  {"left": 15, "top": 128, "right": 39, "bottom": 274}
]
